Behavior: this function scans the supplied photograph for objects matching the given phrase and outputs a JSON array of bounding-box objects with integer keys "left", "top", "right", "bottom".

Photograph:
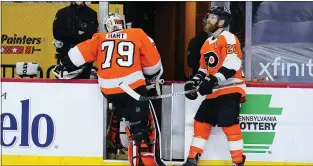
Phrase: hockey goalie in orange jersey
[
  {"left": 54, "top": 13, "right": 165, "bottom": 166},
  {"left": 182, "top": 6, "right": 246, "bottom": 166}
]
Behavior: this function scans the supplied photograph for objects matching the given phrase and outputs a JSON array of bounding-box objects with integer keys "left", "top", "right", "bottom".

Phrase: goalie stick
[{"left": 120, "top": 77, "right": 269, "bottom": 101}]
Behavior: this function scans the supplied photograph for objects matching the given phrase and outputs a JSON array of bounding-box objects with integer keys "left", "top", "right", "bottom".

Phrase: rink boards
[{"left": 1, "top": 79, "right": 313, "bottom": 166}]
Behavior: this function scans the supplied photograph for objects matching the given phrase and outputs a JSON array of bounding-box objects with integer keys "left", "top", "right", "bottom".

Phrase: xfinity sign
[
  {"left": 1, "top": 99, "right": 55, "bottom": 148},
  {"left": 259, "top": 57, "right": 313, "bottom": 81}
]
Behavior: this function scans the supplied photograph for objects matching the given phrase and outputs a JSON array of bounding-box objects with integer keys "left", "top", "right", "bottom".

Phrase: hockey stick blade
[{"left": 119, "top": 82, "right": 141, "bottom": 101}]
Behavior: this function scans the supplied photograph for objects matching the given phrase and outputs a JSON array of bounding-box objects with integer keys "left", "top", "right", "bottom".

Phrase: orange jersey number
[{"left": 226, "top": 44, "right": 238, "bottom": 54}]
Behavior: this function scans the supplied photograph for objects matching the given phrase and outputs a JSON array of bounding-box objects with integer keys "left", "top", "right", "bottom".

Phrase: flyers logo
[{"left": 204, "top": 52, "right": 219, "bottom": 68}]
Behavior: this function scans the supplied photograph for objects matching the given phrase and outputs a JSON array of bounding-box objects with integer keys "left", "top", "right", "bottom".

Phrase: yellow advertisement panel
[
  {"left": 1, "top": 3, "right": 99, "bottom": 78},
  {"left": 109, "top": 4, "right": 124, "bottom": 15}
]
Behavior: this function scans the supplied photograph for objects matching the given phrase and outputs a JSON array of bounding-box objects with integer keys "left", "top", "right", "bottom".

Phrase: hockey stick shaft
[
  {"left": 141, "top": 77, "right": 268, "bottom": 101},
  {"left": 120, "top": 77, "right": 268, "bottom": 101},
  {"left": 215, "top": 76, "right": 268, "bottom": 88}
]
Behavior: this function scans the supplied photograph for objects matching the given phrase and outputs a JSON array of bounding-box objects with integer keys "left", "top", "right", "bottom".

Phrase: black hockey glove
[
  {"left": 144, "top": 70, "right": 161, "bottom": 91},
  {"left": 56, "top": 56, "right": 80, "bottom": 72},
  {"left": 53, "top": 55, "right": 82, "bottom": 79},
  {"left": 184, "top": 81, "right": 198, "bottom": 100},
  {"left": 198, "top": 75, "right": 218, "bottom": 96},
  {"left": 184, "top": 71, "right": 205, "bottom": 100}
]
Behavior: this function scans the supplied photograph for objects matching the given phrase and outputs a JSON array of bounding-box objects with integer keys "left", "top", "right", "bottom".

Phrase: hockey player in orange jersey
[
  {"left": 182, "top": 6, "right": 246, "bottom": 166},
  {"left": 54, "top": 13, "right": 165, "bottom": 166}
]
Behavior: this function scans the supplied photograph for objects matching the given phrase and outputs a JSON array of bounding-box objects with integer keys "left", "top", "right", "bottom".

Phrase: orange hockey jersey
[
  {"left": 68, "top": 28, "right": 162, "bottom": 95},
  {"left": 199, "top": 31, "right": 246, "bottom": 101}
]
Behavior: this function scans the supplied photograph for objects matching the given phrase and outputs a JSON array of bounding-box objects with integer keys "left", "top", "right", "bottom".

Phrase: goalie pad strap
[{"left": 126, "top": 107, "right": 159, "bottom": 166}]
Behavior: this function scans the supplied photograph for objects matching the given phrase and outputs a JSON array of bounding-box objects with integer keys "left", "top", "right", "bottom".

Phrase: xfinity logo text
[
  {"left": 1, "top": 99, "right": 55, "bottom": 148},
  {"left": 259, "top": 57, "right": 313, "bottom": 81}
]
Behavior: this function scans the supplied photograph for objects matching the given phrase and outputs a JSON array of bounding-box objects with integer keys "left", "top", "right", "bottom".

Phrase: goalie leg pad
[
  {"left": 125, "top": 119, "right": 158, "bottom": 166},
  {"left": 127, "top": 140, "right": 158, "bottom": 166}
]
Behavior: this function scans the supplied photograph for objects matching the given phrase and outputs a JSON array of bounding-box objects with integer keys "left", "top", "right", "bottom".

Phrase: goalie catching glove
[{"left": 53, "top": 55, "right": 83, "bottom": 79}]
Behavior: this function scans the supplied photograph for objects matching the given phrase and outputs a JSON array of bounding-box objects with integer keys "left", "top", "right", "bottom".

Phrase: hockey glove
[
  {"left": 198, "top": 75, "right": 218, "bottom": 96},
  {"left": 184, "top": 71, "right": 205, "bottom": 100},
  {"left": 53, "top": 56, "right": 83, "bottom": 79},
  {"left": 184, "top": 81, "right": 198, "bottom": 100},
  {"left": 144, "top": 70, "right": 161, "bottom": 91}
]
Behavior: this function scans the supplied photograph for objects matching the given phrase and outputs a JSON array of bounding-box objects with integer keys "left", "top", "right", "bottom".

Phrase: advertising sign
[
  {"left": 185, "top": 87, "right": 313, "bottom": 164},
  {"left": 1, "top": 3, "right": 99, "bottom": 78},
  {"left": 1, "top": 81, "right": 105, "bottom": 164}
]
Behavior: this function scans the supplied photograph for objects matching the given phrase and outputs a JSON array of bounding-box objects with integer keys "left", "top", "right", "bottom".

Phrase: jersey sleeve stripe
[
  {"left": 222, "top": 54, "right": 242, "bottom": 71},
  {"left": 214, "top": 72, "right": 227, "bottom": 82},
  {"left": 98, "top": 71, "right": 145, "bottom": 89},
  {"left": 68, "top": 46, "right": 86, "bottom": 67},
  {"left": 142, "top": 60, "right": 162, "bottom": 76}
]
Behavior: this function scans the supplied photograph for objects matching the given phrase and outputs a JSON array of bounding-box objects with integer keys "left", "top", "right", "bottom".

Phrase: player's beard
[{"left": 207, "top": 22, "right": 219, "bottom": 33}]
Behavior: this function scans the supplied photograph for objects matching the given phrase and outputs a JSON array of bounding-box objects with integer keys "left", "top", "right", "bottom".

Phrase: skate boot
[
  {"left": 181, "top": 153, "right": 200, "bottom": 166},
  {"left": 232, "top": 155, "right": 246, "bottom": 166}
]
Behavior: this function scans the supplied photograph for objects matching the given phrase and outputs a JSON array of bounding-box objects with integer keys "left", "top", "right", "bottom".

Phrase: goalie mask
[{"left": 104, "top": 13, "right": 125, "bottom": 32}]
